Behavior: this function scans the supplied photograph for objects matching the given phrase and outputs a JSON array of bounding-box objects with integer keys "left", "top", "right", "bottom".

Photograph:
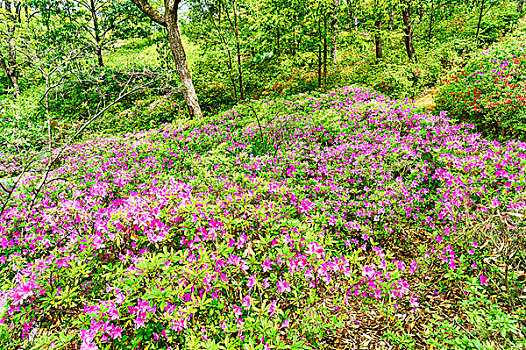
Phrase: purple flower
[
  {"left": 479, "top": 275, "right": 489, "bottom": 286},
  {"left": 299, "top": 199, "right": 314, "bottom": 214},
  {"left": 276, "top": 279, "right": 291, "bottom": 293}
]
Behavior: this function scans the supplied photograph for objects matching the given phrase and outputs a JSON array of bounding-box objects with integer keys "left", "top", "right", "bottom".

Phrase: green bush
[
  {"left": 436, "top": 29, "right": 526, "bottom": 140},
  {"left": 95, "top": 93, "right": 187, "bottom": 134}
]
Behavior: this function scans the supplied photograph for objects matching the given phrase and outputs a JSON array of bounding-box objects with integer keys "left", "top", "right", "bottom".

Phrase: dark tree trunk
[
  {"left": 89, "top": 0, "right": 104, "bottom": 66},
  {"left": 293, "top": 14, "right": 299, "bottom": 55},
  {"left": 375, "top": 16, "right": 383, "bottom": 60},
  {"left": 214, "top": 5, "right": 237, "bottom": 101},
  {"left": 331, "top": 0, "right": 340, "bottom": 62},
  {"left": 389, "top": 8, "right": 394, "bottom": 30},
  {"left": 131, "top": 0, "right": 202, "bottom": 118},
  {"left": 276, "top": 26, "right": 281, "bottom": 55},
  {"left": 0, "top": 28, "right": 20, "bottom": 98},
  {"left": 233, "top": 0, "right": 244, "bottom": 100},
  {"left": 323, "top": 15, "right": 328, "bottom": 89},
  {"left": 402, "top": 6, "right": 417, "bottom": 62},
  {"left": 318, "top": 20, "right": 322, "bottom": 89},
  {"left": 475, "top": 0, "right": 485, "bottom": 44},
  {"left": 427, "top": 0, "right": 435, "bottom": 42},
  {"left": 518, "top": 0, "right": 524, "bottom": 12}
]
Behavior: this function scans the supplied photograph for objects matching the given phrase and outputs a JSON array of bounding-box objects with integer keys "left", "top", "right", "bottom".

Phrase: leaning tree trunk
[
  {"left": 165, "top": 15, "right": 202, "bottom": 118},
  {"left": 475, "top": 0, "right": 485, "bottom": 45},
  {"left": 131, "top": 0, "right": 202, "bottom": 118},
  {"left": 401, "top": 6, "right": 417, "bottom": 62}
]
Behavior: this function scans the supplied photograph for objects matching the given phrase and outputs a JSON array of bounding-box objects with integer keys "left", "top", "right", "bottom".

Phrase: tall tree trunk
[
  {"left": 233, "top": 0, "right": 244, "bottom": 100},
  {"left": 131, "top": 0, "right": 202, "bottom": 118},
  {"left": 318, "top": 19, "right": 322, "bottom": 89},
  {"left": 215, "top": 5, "right": 238, "bottom": 101},
  {"left": 331, "top": 0, "right": 340, "bottom": 63},
  {"left": 0, "top": 28, "right": 20, "bottom": 98},
  {"left": 89, "top": 0, "right": 104, "bottom": 66},
  {"left": 475, "top": 0, "right": 485, "bottom": 45},
  {"left": 293, "top": 14, "right": 299, "bottom": 55},
  {"left": 375, "top": 16, "right": 383, "bottom": 60},
  {"left": 323, "top": 15, "right": 328, "bottom": 89},
  {"left": 276, "top": 26, "right": 280, "bottom": 56},
  {"left": 165, "top": 7, "right": 201, "bottom": 117},
  {"left": 389, "top": 8, "right": 394, "bottom": 31},
  {"left": 427, "top": 0, "right": 435, "bottom": 43},
  {"left": 401, "top": 6, "right": 416, "bottom": 62},
  {"left": 518, "top": 0, "right": 525, "bottom": 12}
]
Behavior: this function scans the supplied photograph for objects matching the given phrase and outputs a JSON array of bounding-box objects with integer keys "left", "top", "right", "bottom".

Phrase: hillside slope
[{"left": 1, "top": 87, "right": 525, "bottom": 349}]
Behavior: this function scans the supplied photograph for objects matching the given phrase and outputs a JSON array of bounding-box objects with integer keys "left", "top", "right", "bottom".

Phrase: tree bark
[
  {"left": 165, "top": 12, "right": 201, "bottom": 117},
  {"left": 389, "top": 8, "right": 394, "bottom": 31},
  {"left": 401, "top": 5, "right": 416, "bottom": 62},
  {"left": 216, "top": 7, "right": 238, "bottom": 101},
  {"left": 0, "top": 30, "right": 20, "bottom": 98},
  {"left": 427, "top": 0, "right": 435, "bottom": 43},
  {"left": 323, "top": 15, "right": 328, "bottom": 89},
  {"left": 375, "top": 16, "right": 382, "bottom": 60},
  {"left": 233, "top": 0, "right": 244, "bottom": 100},
  {"left": 518, "top": 0, "right": 525, "bottom": 13},
  {"left": 318, "top": 20, "right": 322, "bottom": 89},
  {"left": 331, "top": 0, "right": 340, "bottom": 63},
  {"left": 131, "top": 0, "right": 202, "bottom": 118},
  {"left": 293, "top": 14, "right": 299, "bottom": 55},
  {"left": 89, "top": 0, "right": 104, "bottom": 66},
  {"left": 475, "top": 0, "right": 485, "bottom": 45}
]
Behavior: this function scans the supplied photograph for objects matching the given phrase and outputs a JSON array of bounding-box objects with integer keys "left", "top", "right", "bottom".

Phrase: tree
[
  {"left": 77, "top": 0, "right": 151, "bottom": 67},
  {"left": 0, "top": 0, "right": 23, "bottom": 97},
  {"left": 400, "top": 0, "right": 416, "bottom": 62},
  {"left": 130, "top": 0, "right": 202, "bottom": 118}
]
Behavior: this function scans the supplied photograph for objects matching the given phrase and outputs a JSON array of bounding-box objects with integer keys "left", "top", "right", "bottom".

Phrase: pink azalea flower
[
  {"left": 479, "top": 275, "right": 488, "bottom": 286},
  {"left": 246, "top": 274, "right": 257, "bottom": 288},
  {"left": 261, "top": 259, "right": 273, "bottom": 272},
  {"left": 299, "top": 199, "right": 314, "bottom": 214},
  {"left": 281, "top": 319, "right": 290, "bottom": 328},
  {"left": 410, "top": 293, "right": 419, "bottom": 307},
  {"left": 276, "top": 278, "right": 291, "bottom": 293},
  {"left": 267, "top": 300, "right": 277, "bottom": 316},
  {"left": 241, "top": 295, "right": 251, "bottom": 309}
]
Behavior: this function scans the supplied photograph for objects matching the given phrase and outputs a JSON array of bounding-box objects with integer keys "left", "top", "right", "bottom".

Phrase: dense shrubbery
[
  {"left": 436, "top": 27, "right": 526, "bottom": 140},
  {"left": 0, "top": 68, "right": 183, "bottom": 152},
  {"left": 96, "top": 93, "right": 186, "bottom": 134},
  {"left": 1, "top": 87, "right": 525, "bottom": 349}
]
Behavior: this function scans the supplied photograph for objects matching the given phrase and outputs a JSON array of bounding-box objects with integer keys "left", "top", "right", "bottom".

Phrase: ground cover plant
[
  {"left": 436, "top": 21, "right": 526, "bottom": 141},
  {"left": 1, "top": 86, "right": 525, "bottom": 349}
]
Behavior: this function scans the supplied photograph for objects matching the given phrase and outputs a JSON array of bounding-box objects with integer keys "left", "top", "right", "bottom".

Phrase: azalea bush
[
  {"left": 436, "top": 28, "right": 526, "bottom": 141},
  {"left": 1, "top": 86, "right": 525, "bottom": 349}
]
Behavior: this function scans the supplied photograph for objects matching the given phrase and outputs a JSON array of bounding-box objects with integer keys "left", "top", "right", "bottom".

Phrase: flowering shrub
[
  {"left": 436, "top": 29, "right": 526, "bottom": 140},
  {"left": 0, "top": 86, "right": 525, "bottom": 349}
]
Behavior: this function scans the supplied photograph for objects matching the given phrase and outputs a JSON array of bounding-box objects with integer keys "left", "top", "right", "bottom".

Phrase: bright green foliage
[{"left": 436, "top": 26, "right": 526, "bottom": 141}]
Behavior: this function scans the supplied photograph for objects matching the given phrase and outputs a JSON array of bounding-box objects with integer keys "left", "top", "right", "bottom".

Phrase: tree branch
[{"left": 131, "top": 0, "right": 166, "bottom": 26}]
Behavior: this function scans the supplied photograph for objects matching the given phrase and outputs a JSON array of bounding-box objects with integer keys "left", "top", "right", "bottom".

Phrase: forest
[{"left": 1, "top": 0, "right": 526, "bottom": 349}]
